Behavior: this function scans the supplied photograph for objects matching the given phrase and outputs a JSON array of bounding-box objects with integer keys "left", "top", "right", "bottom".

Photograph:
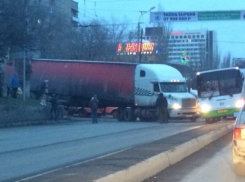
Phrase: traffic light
[{"left": 179, "top": 52, "right": 189, "bottom": 64}]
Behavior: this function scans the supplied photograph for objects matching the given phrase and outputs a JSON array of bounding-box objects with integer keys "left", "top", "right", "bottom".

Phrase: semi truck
[{"left": 4, "top": 59, "right": 200, "bottom": 121}]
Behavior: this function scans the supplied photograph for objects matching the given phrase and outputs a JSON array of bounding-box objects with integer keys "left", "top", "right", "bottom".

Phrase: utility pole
[
  {"left": 137, "top": 11, "right": 146, "bottom": 63},
  {"left": 137, "top": 7, "right": 155, "bottom": 63},
  {"left": 23, "top": 48, "right": 26, "bottom": 101},
  {"left": 23, "top": 0, "right": 28, "bottom": 101},
  {"left": 139, "top": 29, "right": 143, "bottom": 63}
]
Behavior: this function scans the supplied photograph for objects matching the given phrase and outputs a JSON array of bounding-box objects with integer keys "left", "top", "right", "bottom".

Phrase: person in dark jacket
[
  {"left": 11, "top": 73, "right": 19, "bottom": 99},
  {"left": 89, "top": 94, "right": 99, "bottom": 123},
  {"left": 156, "top": 93, "right": 168, "bottom": 124},
  {"left": 50, "top": 94, "right": 58, "bottom": 121}
]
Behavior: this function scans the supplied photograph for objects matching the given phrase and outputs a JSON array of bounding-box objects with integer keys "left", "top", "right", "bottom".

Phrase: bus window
[
  {"left": 219, "top": 73, "right": 242, "bottom": 95},
  {"left": 200, "top": 80, "right": 220, "bottom": 98},
  {"left": 197, "top": 69, "right": 242, "bottom": 98}
]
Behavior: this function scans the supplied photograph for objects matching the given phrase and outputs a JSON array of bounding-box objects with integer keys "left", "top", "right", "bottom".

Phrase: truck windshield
[
  {"left": 196, "top": 69, "right": 243, "bottom": 98},
  {"left": 159, "top": 82, "right": 187, "bottom": 92}
]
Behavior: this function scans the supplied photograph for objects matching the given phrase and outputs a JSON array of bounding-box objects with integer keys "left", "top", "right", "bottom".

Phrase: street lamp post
[
  {"left": 137, "top": 6, "right": 155, "bottom": 63},
  {"left": 23, "top": 47, "right": 26, "bottom": 101}
]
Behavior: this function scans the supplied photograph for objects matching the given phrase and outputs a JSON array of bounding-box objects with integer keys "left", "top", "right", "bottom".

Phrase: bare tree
[
  {"left": 70, "top": 19, "right": 129, "bottom": 61},
  {"left": 212, "top": 45, "right": 221, "bottom": 69},
  {"left": 197, "top": 44, "right": 207, "bottom": 71},
  {"left": 221, "top": 52, "right": 232, "bottom": 68},
  {"left": 155, "top": 24, "right": 172, "bottom": 64},
  {"left": 73, "top": 20, "right": 109, "bottom": 61},
  {"left": 38, "top": 12, "right": 76, "bottom": 59},
  {"left": 0, "top": 0, "right": 28, "bottom": 57},
  {"left": 102, "top": 20, "right": 129, "bottom": 61}
]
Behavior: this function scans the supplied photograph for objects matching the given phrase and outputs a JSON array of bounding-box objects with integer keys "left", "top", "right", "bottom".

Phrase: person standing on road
[
  {"left": 11, "top": 73, "right": 19, "bottom": 99},
  {"left": 40, "top": 80, "right": 48, "bottom": 106},
  {"left": 50, "top": 94, "right": 58, "bottom": 121},
  {"left": 156, "top": 93, "right": 168, "bottom": 124},
  {"left": 89, "top": 94, "right": 99, "bottom": 123}
]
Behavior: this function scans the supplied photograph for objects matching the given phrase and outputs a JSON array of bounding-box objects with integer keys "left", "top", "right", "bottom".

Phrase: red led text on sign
[
  {"left": 125, "top": 43, "right": 139, "bottom": 52},
  {"left": 117, "top": 44, "right": 123, "bottom": 52},
  {"left": 141, "top": 43, "right": 154, "bottom": 52},
  {"left": 117, "top": 42, "right": 155, "bottom": 53}
]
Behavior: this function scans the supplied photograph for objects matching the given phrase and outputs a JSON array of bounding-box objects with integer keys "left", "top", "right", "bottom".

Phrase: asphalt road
[
  {"left": 144, "top": 132, "right": 245, "bottom": 182},
  {"left": 0, "top": 118, "right": 204, "bottom": 182}
]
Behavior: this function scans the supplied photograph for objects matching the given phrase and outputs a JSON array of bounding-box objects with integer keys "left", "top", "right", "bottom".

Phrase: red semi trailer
[
  {"left": 30, "top": 59, "right": 136, "bottom": 107},
  {"left": 4, "top": 59, "right": 200, "bottom": 121}
]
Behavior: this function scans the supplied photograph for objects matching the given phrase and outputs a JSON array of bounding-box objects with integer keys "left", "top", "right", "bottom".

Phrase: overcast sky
[{"left": 74, "top": 0, "right": 245, "bottom": 59}]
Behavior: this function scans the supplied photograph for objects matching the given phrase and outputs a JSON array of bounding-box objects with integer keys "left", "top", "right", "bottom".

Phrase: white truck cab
[{"left": 134, "top": 64, "right": 199, "bottom": 121}]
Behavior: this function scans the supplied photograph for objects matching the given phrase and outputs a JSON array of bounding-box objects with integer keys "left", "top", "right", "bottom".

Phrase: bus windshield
[
  {"left": 197, "top": 69, "right": 243, "bottom": 98},
  {"left": 160, "top": 82, "right": 187, "bottom": 92}
]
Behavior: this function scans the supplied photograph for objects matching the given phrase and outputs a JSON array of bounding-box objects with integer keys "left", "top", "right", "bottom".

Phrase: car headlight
[
  {"left": 200, "top": 104, "right": 211, "bottom": 113},
  {"left": 235, "top": 99, "right": 244, "bottom": 108},
  {"left": 171, "top": 103, "right": 182, "bottom": 109}
]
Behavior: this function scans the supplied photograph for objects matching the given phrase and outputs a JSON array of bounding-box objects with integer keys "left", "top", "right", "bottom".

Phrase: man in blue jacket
[{"left": 11, "top": 73, "right": 19, "bottom": 99}]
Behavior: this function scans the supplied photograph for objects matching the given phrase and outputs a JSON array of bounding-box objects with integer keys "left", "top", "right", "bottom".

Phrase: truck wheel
[
  {"left": 67, "top": 109, "right": 74, "bottom": 116},
  {"left": 124, "top": 108, "right": 136, "bottom": 121},
  {"left": 78, "top": 109, "right": 89, "bottom": 117},
  {"left": 235, "top": 163, "right": 245, "bottom": 176},
  {"left": 190, "top": 117, "right": 197, "bottom": 122},
  {"left": 116, "top": 108, "right": 124, "bottom": 121},
  {"left": 111, "top": 110, "right": 117, "bottom": 119},
  {"left": 205, "top": 118, "right": 213, "bottom": 124},
  {"left": 139, "top": 116, "right": 148, "bottom": 121}
]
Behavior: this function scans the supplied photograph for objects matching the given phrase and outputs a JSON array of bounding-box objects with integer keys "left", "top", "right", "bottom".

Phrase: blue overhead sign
[
  {"left": 150, "top": 11, "right": 198, "bottom": 22},
  {"left": 150, "top": 10, "right": 245, "bottom": 23}
]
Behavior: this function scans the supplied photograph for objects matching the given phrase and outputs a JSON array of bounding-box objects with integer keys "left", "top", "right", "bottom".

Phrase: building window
[
  {"left": 192, "top": 35, "right": 195, "bottom": 38},
  {"left": 175, "top": 36, "right": 178, "bottom": 39},
  {"left": 197, "top": 35, "right": 200, "bottom": 38},
  {"left": 180, "top": 36, "right": 183, "bottom": 39},
  {"left": 201, "top": 35, "right": 204, "bottom": 38}
]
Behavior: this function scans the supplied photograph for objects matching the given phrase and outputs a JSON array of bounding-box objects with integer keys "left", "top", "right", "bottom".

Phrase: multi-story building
[
  {"left": 9, "top": 0, "right": 78, "bottom": 60},
  {"left": 143, "top": 29, "right": 217, "bottom": 72},
  {"left": 30, "top": 0, "right": 78, "bottom": 25},
  {"left": 168, "top": 30, "right": 216, "bottom": 71}
]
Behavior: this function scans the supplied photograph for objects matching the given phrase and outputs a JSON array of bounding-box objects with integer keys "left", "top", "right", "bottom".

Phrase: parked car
[{"left": 233, "top": 105, "right": 245, "bottom": 176}]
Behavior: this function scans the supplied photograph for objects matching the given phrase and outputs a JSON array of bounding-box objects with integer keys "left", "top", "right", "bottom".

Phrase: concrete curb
[{"left": 93, "top": 124, "right": 234, "bottom": 182}]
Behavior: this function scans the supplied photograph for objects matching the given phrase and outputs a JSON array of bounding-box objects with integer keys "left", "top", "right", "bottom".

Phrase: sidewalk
[{"left": 21, "top": 121, "right": 234, "bottom": 182}]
